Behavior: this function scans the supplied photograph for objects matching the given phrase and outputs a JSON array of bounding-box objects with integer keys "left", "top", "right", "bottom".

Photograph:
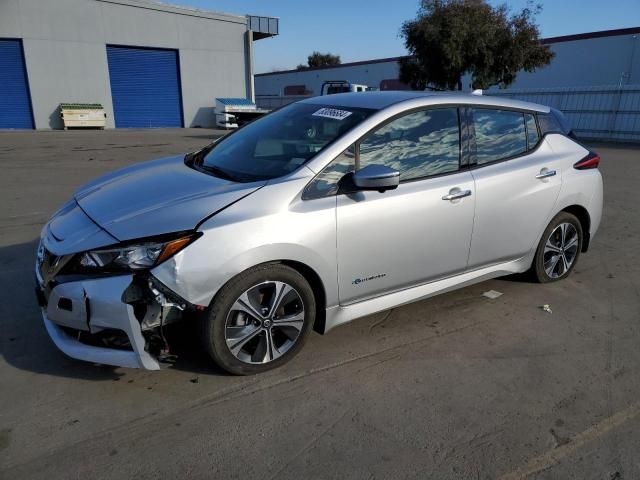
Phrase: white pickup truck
[{"left": 320, "top": 80, "right": 371, "bottom": 95}]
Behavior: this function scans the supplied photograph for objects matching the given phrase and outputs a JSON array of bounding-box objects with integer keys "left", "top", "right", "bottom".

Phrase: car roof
[{"left": 300, "top": 91, "right": 550, "bottom": 113}]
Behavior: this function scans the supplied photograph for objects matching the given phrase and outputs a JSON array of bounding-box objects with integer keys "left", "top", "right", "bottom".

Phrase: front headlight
[{"left": 77, "top": 233, "right": 199, "bottom": 272}]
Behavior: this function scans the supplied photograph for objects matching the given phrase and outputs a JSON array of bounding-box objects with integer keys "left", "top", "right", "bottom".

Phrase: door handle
[
  {"left": 442, "top": 189, "right": 472, "bottom": 201},
  {"left": 536, "top": 168, "right": 556, "bottom": 179}
]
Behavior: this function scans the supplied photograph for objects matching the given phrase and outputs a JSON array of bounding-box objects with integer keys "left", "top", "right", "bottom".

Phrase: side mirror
[{"left": 352, "top": 164, "right": 400, "bottom": 192}]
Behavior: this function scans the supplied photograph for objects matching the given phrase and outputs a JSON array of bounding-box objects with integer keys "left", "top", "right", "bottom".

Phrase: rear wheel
[
  {"left": 531, "top": 212, "right": 583, "bottom": 283},
  {"left": 200, "top": 264, "right": 315, "bottom": 375}
]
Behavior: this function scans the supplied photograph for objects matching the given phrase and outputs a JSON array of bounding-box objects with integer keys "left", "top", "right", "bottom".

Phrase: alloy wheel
[
  {"left": 543, "top": 222, "right": 579, "bottom": 279},
  {"left": 224, "top": 281, "right": 305, "bottom": 364}
]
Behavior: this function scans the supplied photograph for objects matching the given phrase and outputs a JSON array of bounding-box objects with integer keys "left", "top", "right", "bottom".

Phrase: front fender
[
  {"left": 152, "top": 239, "right": 337, "bottom": 309},
  {"left": 151, "top": 176, "right": 338, "bottom": 308}
]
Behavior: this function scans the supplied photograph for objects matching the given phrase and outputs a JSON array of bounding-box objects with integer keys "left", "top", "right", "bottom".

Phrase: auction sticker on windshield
[{"left": 312, "top": 108, "right": 353, "bottom": 121}]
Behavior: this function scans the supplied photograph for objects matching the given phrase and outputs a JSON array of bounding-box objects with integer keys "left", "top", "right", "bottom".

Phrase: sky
[{"left": 169, "top": 0, "right": 640, "bottom": 73}]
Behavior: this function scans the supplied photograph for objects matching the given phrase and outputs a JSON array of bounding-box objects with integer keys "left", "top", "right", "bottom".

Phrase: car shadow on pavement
[
  {"left": 161, "top": 322, "right": 232, "bottom": 376},
  {"left": 0, "top": 239, "right": 229, "bottom": 380},
  {"left": 498, "top": 271, "right": 535, "bottom": 283}
]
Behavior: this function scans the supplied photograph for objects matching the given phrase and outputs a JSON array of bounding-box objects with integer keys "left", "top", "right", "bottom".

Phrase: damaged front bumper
[
  {"left": 35, "top": 255, "right": 195, "bottom": 370},
  {"left": 34, "top": 200, "right": 197, "bottom": 370},
  {"left": 37, "top": 274, "right": 162, "bottom": 370}
]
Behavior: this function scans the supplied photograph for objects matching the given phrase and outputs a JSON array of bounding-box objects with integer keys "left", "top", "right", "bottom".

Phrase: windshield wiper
[
  {"left": 185, "top": 143, "right": 216, "bottom": 166},
  {"left": 199, "top": 164, "right": 238, "bottom": 182},
  {"left": 186, "top": 148, "right": 241, "bottom": 182}
]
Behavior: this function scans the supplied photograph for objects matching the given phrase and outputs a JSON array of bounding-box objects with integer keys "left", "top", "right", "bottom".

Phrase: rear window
[
  {"left": 472, "top": 109, "right": 527, "bottom": 165},
  {"left": 326, "top": 86, "right": 351, "bottom": 95}
]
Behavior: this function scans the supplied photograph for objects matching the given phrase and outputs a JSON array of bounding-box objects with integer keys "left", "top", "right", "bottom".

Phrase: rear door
[{"left": 466, "top": 108, "right": 562, "bottom": 269}]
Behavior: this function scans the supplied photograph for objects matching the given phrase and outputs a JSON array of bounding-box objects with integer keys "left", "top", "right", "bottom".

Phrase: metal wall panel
[
  {"left": 0, "top": 39, "right": 34, "bottom": 129},
  {"left": 256, "top": 60, "right": 401, "bottom": 97},
  {"left": 106, "top": 45, "right": 183, "bottom": 128},
  {"left": 490, "top": 86, "right": 640, "bottom": 142},
  {"left": 0, "top": 0, "right": 250, "bottom": 128}
]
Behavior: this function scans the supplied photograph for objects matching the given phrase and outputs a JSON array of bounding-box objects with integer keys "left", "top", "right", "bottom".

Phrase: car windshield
[{"left": 198, "top": 103, "right": 373, "bottom": 182}]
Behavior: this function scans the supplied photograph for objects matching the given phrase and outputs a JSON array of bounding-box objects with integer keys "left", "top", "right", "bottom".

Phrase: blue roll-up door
[
  {"left": 0, "top": 39, "right": 34, "bottom": 129},
  {"left": 106, "top": 46, "right": 183, "bottom": 128}
]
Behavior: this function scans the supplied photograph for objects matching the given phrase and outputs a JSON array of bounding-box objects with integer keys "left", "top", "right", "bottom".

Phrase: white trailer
[{"left": 215, "top": 98, "right": 270, "bottom": 129}]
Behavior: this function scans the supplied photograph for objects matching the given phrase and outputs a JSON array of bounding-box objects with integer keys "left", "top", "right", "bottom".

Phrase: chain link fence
[{"left": 490, "top": 85, "right": 640, "bottom": 143}]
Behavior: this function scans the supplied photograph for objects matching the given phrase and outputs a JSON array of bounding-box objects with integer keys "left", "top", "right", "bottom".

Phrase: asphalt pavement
[{"left": 1, "top": 129, "right": 639, "bottom": 479}]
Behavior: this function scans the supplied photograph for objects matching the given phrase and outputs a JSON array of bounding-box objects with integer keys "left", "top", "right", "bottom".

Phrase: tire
[
  {"left": 200, "top": 263, "right": 316, "bottom": 375},
  {"left": 531, "top": 211, "right": 583, "bottom": 283}
]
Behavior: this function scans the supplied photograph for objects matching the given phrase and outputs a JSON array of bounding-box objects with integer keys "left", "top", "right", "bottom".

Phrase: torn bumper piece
[
  {"left": 42, "top": 313, "right": 159, "bottom": 370},
  {"left": 38, "top": 274, "right": 161, "bottom": 370}
]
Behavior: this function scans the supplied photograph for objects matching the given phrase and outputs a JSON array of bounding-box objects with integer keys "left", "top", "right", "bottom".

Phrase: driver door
[{"left": 335, "top": 107, "right": 475, "bottom": 304}]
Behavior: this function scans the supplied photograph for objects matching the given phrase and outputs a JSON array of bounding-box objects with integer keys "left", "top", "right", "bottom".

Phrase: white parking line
[{"left": 499, "top": 400, "right": 640, "bottom": 480}]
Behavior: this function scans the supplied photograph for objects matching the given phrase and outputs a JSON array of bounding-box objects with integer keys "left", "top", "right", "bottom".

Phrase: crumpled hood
[{"left": 74, "top": 155, "right": 265, "bottom": 241}]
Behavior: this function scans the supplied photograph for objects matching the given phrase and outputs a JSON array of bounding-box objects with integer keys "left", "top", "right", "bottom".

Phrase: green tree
[
  {"left": 399, "top": 0, "right": 554, "bottom": 90},
  {"left": 306, "top": 51, "right": 341, "bottom": 68}
]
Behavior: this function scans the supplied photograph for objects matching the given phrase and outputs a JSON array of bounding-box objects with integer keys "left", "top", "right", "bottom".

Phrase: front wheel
[
  {"left": 200, "top": 264, "right": 315, "bottom": 375},
  {"left": 531, "top": 212, "right": 583, "bottom": 283}
]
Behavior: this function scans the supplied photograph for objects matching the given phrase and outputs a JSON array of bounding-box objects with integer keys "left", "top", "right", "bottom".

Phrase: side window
[
  {"left": 525, "top": 113, "right": 539, "bottom": 149},
  {"left": 472, "top": 109, "right": 527, "bottom": 164},
  {"left": 537, "top": 112, "right": 563, "bottom": 135},
  {"left": 539, "top": 108, "right": 574, "bottom": 137},
  {"left": 358, "top": 108, "right": 460, "bottom": 181},
  {"left": 302, "top": 146, "right": 355, "bottom": 200}
]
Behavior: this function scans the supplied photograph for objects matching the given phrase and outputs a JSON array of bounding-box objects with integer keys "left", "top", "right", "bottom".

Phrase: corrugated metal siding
[
  {"left": 255, "top": 95, "right": 310, "bottom": 109},
  {"left": 490, "top": 85, "right": 640, "bottom": 142},
  {"left": 0, "top": 39, "right": 34, "bottom": 129},
  {"left": 255, "top": 60, "right": 401, "bottom": 97},
  {"left": 106, "top": 46, "right": 183, "bottom": 128}
]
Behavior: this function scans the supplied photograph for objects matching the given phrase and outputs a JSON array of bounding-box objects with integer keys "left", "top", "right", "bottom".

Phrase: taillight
[{"left": 574, "top": 151, "right": 600, "bottom": 170}]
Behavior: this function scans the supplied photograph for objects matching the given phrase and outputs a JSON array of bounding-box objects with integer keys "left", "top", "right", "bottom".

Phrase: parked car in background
[
  {"left": 35, "top": 91, "right": 603, "bottom": 375},
  {"left": 321, "top": 80, "right": 370, "bottom": 95}
]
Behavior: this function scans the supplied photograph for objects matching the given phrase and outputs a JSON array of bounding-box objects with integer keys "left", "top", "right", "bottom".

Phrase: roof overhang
[
  {"left": 96, "top": 0, "right": 248, "bottom": 24},
  {"left": 247, "top": 15, "right": 279, "bottom": 40}
]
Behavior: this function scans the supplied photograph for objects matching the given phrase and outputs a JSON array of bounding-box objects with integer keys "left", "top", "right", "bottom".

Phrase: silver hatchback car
[{"left": 35, "top": 92, "right": 603, "bottom": 375}]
